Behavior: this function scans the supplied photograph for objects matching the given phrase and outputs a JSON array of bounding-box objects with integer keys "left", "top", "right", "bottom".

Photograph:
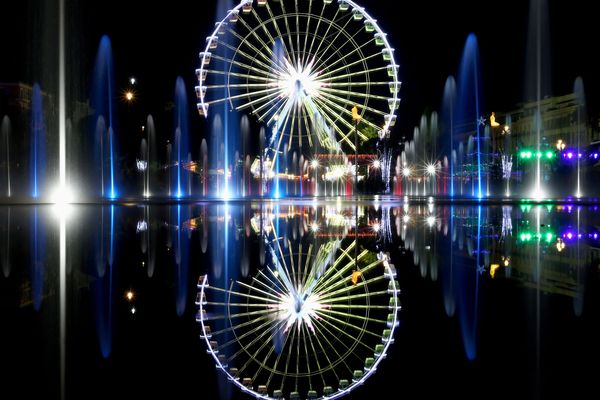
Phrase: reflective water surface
[{"left": 1, "top": 202, "right": 599, "bottom": 399}]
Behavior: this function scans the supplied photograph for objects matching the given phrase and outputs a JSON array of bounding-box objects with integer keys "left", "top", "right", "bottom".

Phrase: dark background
[{"left": 1, "top": 0, "right": 599, "bottom": 140}]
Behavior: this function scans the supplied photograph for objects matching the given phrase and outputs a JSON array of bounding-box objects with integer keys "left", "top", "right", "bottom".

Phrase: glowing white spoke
[
  {"left": 306, "top": 5, "right": 336, "bottom": 65},
  {"left": 277, "top": 0, "right": 299, "bottom": 68},
  {"left": 315, "top": 94, "right": 385, "bottom": 139},
  {"left": 256, "top": 269, "right": 287, "bottom": 297},
  {"left": 205, "top": 83, "right": 276, "bottom": 89},
  {"left": 314, "top": 26, "right": 373, "bottom": 75},
  {"left": 318, "top": 89, "right": 386, "bottom": 118},
  {"left": 211, "top": 54, "right": 280, "bottom": 80},
  {"left": 316, "top": 52, "right": 381, "bottom": 81},
  {"left": 313, "top": 248, "right": 368, "bottom": 293},
  {"left": 300, "top": 0, "right": 313, "bottom": 67},
  {"left": 311, "top": 96, "right": 367, "bottom": 145},
  {"left": 318, "top": 274, "right": 386, "bottom": 301},
  {"left": 303, "top": 97, "right": 356, "bottom": 149},
  {"left": 205, "top": 69, "right": 276, "bottom": 83},
  {"left": 220, "top": 39, "right": 286, "bottom": 78},
  {"left": 327, "top": 81, "right": 391, "bottom": 87},
  {"left": 253, "top": 95, "right": 288, "bottom": 123},
  {"left": 206, "top": 87, "right": 282, "bottom": 107},
  {"left": 312, "top": 12, "right": 355, "bottom": 70},
  {"left": 311, "top": 9, "right": 352, "bottom": 68},
  {"left": 234, "top": 88, "right": 285, "bottom": 111},
  {"left": 234, "top": 16, "right": 287, "bottom": 75},
  {"left": 318, "top": 308, "right": 388, "bottom": 325},
  {"left": 295, "top": 0, "right": 301, "bottom": 69},
  {"left": 264, "top": 2, "right": 296, "bottom": 67},
  {"left": 237, "top": 280, "right": 283, "bottom": 302}
]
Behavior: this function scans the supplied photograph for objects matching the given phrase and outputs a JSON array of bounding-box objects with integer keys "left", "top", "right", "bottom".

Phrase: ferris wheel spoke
[
  {"left": 304, "top": 98, "right": 355, "bottom": 150},
  {"left": 310, "top": 320, "right": 354, "bottom": 379},
  {"left": 315, "top": 92, "right": 385, "bottom": 134},
  {"left": 305, "top": 4, "right": 329, "bottom": 62},
  {"left": 300, "top": 0, "right": 314, "bottom": 67},
  {"left": 303, "top": 322, "right": 327, "bottom": 387},
  {"left": 230, "top": 88, "right": 281, "bottom": 111},
  {"left": 317, "top": 61, "right": 384, "bottom": 82},
  {"left": 294, "top": 0, "right": 302, "bottom": 67},
  {"left": 253, "top": 271, "right": 287, "bottom": 298},
  {"left": 219, "top": 38, "right": 282, "bottom": 78},
  {"left": 311, "top": 314, "right": 366, "bottom": 365},
  {"left": 263, "top": 2, "right": 297, "bottom": 68},
  {"left": 239, "top": 320, "right": 287, "bottom": 378},
  {"left": 327, "top": 81, "right": 392, "bottom": 88},
  {"left": 320, "top": 289, "right": 390, "bottom": 304},
  {"left": 318, "top": 274, "right": 385, "bottom": 302},
  {"left": 329, "top": 304, "right": 390, "bottom": 310},
  {"left": 316, "top": 28, "right": 375, "bottom": 75},
  {"left": 300, "top": 323, "right": 314, "bottom": 390},
  {"left": 234, "top": 16, "right": 287, "bottom": 75},
  {"left": 205, "top": 69, "right": 276, "bottom": 83},
  {"left": 314, "top": 310, "right": 380, "bottom": 344},
  {"left": 206, "top": 285, "right": 280, "bottom": 304},
  {"left": 320, "top": 86, "right": 388, "bottom": 102},
  {"left": 310, "top": 97, "right": 367, "bottom": 146},
  {"left": 229, "top": 321, "right": 287, "bottom": 376},
  {"left": 208, "top": 313, "right": 276, "bottom": 337},
  {"left": 219, "top": 315, "right": 282, "bottom": 353},
  {"left": 318, "top": 307, "right": 388, "bottom": 326},
  {"left": 237, "top": 280, "right": 282, "bottom": 302},
  {"left": 316, "top": 259, "right": 383, "bottom": 298},
  {"left": 278, "top": 325, "right": 297, "bottom": 393},
  {"left": 253, "top": 94, "right": 288, "bottom": 124},
  {"left": 263, "top": 4, "right": 295, "bottom": 70},
  {"left": 265, "top": 323, "right": 293, "bottom": 388},
  {"left": 276, "top": 0, "right": 299, "bottom": 68},
  {"left": 312, "top": 248, "right": 367, "bottom": 294},
  {"left": 205, "top": 83, "right": 276, "bottom": 90},
  {"left": 211, "top": 54, "right": 279, "bottom": 81},
  {"left": 270, "top": 114, "right": 291, "bottom": 169},
  {"left": 312, "top": 9, "right": 353, "bottom": 69}
]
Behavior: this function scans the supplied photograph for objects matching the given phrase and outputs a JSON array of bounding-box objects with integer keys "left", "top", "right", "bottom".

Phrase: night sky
[{"left": 1, "top": 0, "right": 599, "bottom": 138}]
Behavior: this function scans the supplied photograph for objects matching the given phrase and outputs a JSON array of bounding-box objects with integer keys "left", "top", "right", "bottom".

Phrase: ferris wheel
[
  {"left": 196, "top": 229, "right": 400, "bottom": 400},
  {"left": 195, "top": 0, "right": 400, "bottom": 156}
]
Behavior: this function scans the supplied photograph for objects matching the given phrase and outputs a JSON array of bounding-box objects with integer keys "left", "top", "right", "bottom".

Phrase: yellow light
[
  {"left": 490, "top": 263, "right": 500, "bottom": 278},
  {"left": 126, "top": 291, "right": 134, "bottom": 301},
  {"left": 351, "top": 270, "right": 362, "bottom": 285},
  {"left": 490, "top": 112, "right": 500, "bottom": 128},
  {"left": 125, "top": 91, "right": 134, "bottom": 101},
  {"left": 351, "top": 105, "right": 361, "bottom": 122}
]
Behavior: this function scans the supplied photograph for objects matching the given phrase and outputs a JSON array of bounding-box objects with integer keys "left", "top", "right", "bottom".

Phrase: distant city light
[
  {"left": 130, "top": 77, "right": 136, "bottom": 85},
  {"left": 125, "top": 91, "right": 134, "bottom": 101},
  {"left": 372, "top": 160, "right": 381, "bottom": 169},
  {"left": 126, "top": 291, "right": 134, "bottom": 301}
]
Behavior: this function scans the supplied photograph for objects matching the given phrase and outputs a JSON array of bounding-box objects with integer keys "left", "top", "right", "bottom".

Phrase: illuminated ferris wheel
[
  {"left": 196, "top": 236, "right": 400, "bottom": 399},
  {"left": 195, "top": 0, "right": 400, "bottom": 155}
]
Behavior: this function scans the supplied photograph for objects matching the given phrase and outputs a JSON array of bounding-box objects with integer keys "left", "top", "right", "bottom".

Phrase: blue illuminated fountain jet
[{"left": 92, "top": 36, "right": 118, "bottom": 199}]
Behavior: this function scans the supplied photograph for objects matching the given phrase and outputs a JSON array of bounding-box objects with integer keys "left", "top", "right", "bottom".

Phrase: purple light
[
  {"left": 566, "top": 232, "right": 573, "bottom": 240},
  {"left": 594, "top": 153, "right": 598, "bottom": 159},
  {"left": 578, "top": 234, "right": 582, "bottom": 239},
  {"left": 566, "top": 152, "right": 574, "bottom": 159},
  {"left": 578, "top": 153, "right": 583, "bottom": 158},
  {"left": 595, "top": 233, "right": 599, "bottom": 239}
]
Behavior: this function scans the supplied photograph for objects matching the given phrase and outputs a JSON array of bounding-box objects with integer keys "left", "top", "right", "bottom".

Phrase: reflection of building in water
[{"left": 196, "top": 210, "right": 400, "bottom": 400}]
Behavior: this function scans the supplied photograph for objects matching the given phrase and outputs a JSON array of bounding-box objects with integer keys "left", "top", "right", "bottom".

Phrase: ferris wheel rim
[
  {"left": 196, "top": 248, "right": 400, "bottom": 400},
  {"left": 195, "top": 0, "right": 400, "bottom": 145}
]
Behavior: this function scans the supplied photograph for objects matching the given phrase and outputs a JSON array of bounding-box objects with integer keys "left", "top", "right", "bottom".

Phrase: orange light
[
  {"left": 351, "top": 270, "right": 362, "bottom": 285},
  {"left": 126, "top": 291, "right": 134, "bottom": 301}
]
